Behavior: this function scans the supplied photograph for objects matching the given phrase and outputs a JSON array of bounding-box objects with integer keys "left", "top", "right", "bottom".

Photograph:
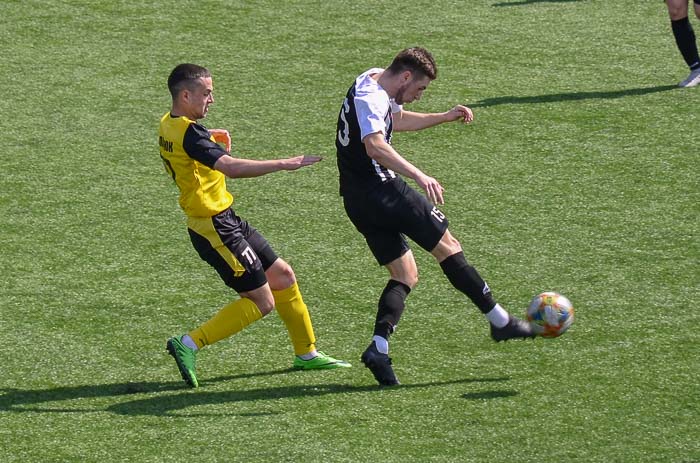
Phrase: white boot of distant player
[{"left": 679, "top": 67, "right": 700, "bottom": 87}]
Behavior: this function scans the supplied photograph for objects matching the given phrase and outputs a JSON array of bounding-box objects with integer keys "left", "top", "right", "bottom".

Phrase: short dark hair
[
  {"left": 167, "top": 63, "right": 211, "bottom": 98},
  {"left": 386, "top": 47, "right": 437, "bottom": 80}
]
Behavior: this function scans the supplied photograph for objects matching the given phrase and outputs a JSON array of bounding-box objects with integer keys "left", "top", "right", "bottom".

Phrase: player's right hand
[{"left": 417, "top": 173, "right": 445, "bottom": 205}]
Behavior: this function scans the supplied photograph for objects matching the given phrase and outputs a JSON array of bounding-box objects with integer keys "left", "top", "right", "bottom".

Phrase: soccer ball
[{"left": 526, "top": 292, "right": 574, "bottom": 338}]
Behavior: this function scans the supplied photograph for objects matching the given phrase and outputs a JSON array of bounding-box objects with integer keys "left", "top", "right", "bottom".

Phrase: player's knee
[
  {"left": 266, "top": 260, "right": 296, "bottom": 290},
  {"left": 432, "top": 231, "right": 462, "bottom": 261},
  {"left": 668, "top": 4, "right": 687, "bottom": 20},
  {"left": 276, "top": 264, "right": 296, "bottom": 287},
  {"left": 445, "top": 234, "right": 462, "bottom": 255}
]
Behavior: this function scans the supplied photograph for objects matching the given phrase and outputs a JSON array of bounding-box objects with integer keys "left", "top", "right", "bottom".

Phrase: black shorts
[
  {"left": 187, "top": 208, "right": 278, "bottom": 293},
  {"left": 343, "top": 179, "right": 449, "bottom": 266}
]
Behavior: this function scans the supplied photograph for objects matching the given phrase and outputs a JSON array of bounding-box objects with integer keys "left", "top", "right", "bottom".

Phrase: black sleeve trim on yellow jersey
[{"left": 182, "top": 123, "right": 227, "bottom": 169}]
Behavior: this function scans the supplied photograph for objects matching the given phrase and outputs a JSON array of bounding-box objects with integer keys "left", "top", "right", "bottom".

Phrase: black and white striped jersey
[{"left": 336, "top": 68, "right": 403, "bottom": 196}]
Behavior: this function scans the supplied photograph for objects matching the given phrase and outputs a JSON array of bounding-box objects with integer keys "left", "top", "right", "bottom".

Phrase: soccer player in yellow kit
[{"left": 159, "top": 63, "right": 350, "bottom": 388}]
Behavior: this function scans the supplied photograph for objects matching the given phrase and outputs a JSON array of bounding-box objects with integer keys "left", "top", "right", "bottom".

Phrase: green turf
[{"left": 1, "top": 0, "right": 698, "bottom": 461}]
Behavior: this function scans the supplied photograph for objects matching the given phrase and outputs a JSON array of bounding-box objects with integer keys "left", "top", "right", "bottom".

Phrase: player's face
[
  {"left": 187, "top": 77, "right": 214, "bottom": 119},
  {"left": 394, "top": 74, "right": 431, "bottom": 105}
]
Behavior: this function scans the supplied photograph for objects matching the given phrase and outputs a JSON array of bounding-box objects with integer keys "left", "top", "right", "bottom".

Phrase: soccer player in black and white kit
[{"left": 335, "top": 47, "right": 536, "bottom": 387}]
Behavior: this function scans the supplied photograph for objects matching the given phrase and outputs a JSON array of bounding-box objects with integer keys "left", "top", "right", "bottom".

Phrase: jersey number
[
  {"left": 160, "top": 155, "right": 176, "bottom": 182},
  {"left": 431, "top": 206, "right": 446, "bottom": 223},
  {"left": 337, "top": 98, "right": 350, "bottom": 147}
]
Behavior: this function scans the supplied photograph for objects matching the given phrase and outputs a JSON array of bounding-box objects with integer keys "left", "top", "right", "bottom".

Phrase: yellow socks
[
  {"left": 186, "top": 282, "right": 315, "bottom": 355},
  {"left": 272, "top": 282, "right": 316, "bottom": 356},
  {"left": 188, "top": 297, "right": 262, "bottom": 349}
]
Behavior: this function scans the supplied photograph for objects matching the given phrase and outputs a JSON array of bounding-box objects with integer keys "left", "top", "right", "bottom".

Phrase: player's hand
[
  {"left": 416, "top": 173, "right": 445, "bottom": 205},
  {"left": 210, "top": 129, "right": 231, "bottom": 152},
  {"left": 445, "top": 105, "right": 474, "bottom": 124},
  {"left": 284, "top": 155, "right": 323, "bottom": 170}
]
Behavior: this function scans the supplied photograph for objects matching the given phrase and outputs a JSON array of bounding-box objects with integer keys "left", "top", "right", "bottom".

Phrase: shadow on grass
[
  {"left": 106, "top": 376, "right": 514, "bottom": 417},
  {"left": 470, "top": 85, "right": 677, "bottom": 108},
  {"left": 0, "top": 367, "right": 293, "bottom": 414},
  {"left": 0, "top": 372, "right": 513, "bottom": 417},
  {"left": 493, "top": 0, "right": 584, "bottom": 6}
]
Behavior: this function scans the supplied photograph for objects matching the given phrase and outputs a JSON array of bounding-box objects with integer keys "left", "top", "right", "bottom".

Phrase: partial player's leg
[
  {"left": 391, "top": 183, "right": 533, "bottom": 342},
  {"left": 264, "top": 258, "right": 350, "bottom": 370},
  {"left": 360, "top": 251, "right": 417, "bottom": 386},
  {"left": 166, "top": 210, "right": 270, "bottom": 387},
  {"left": 374, "top": 252, "right": 417, "bottom": 348},
  {"left": 667, "top": 0, "right": 700, "bottom": 86},
  {"left": 343, "top": 187, "right": 415, "bottom": 385},
  {"left": 430, "top": 229, "right": 535, "bottom": 341}
]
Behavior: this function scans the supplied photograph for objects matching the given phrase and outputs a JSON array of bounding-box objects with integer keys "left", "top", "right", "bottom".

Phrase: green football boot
[
  {"left": 293, "top": 351, "right": 352, "bottom": 370},
  {"left": 166, "top": 336, "right": 199, "bottom": 388}
]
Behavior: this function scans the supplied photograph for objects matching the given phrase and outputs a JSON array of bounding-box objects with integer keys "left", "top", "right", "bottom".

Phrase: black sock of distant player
[
  {"left": 440, "top": 252, "right": 496, "bottom": 314},
  {"left": 672, "top": 17, "right": 700, "bottom": 70},
  {"left": 373, "top": 280, "right": 411, "bottom": 339}
]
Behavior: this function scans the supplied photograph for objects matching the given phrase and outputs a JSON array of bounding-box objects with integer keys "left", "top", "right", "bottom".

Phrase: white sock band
[
  {"left": 373, "top": 335, "right": 389, "bottom": 354},
  {"left": 486, "top": 304, "right": 509, "bottom": 328}
]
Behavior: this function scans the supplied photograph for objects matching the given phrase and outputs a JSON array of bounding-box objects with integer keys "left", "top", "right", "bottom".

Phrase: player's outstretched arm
[
  {"left": 393, "top": 105, "right": 474, "bottom": 132},
  {"left": 213, "top": 154, "right": 322, "bottom": 179}
]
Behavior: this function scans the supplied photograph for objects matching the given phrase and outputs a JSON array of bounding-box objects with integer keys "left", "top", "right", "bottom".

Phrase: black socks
[
  {"left": 440, "top": 252, "right": 496, "bottom": 314},
  {"left": 373, "top": 279, "right": 411, "bottom": 339},
  {"left": 672, "top": 16, "right": 700, "bottom": 70}
]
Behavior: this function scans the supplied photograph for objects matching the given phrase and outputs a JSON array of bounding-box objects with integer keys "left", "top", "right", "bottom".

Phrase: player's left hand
[
  {"left": 446, "top": 105, "right": 474, "bottom": 124},
  {"left": 284, "top": 154, "right": 323, "bottom": 170},
  {"left": 210, "top": 129, "right": 231, "bottom": 152}
]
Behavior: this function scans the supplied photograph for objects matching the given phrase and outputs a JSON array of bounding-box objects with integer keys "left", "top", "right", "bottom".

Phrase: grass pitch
[{"left": 1, "top": 1, "right": 698, "bottom": 462}]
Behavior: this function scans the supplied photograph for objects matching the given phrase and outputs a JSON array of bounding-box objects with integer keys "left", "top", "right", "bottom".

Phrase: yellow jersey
[{"left": 158, "top": 112, "right": 233, "bottom": 217}]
